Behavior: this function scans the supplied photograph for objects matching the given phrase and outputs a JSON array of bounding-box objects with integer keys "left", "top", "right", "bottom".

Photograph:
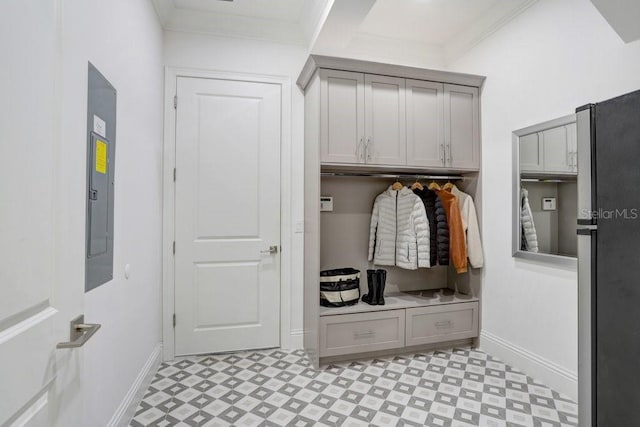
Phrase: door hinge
[
  {"left": 173, "top": 95, "right": 178, "bottom": 109},
  {"left": 173, "top": 314, "right": 176, "bottom": 327},
  {"left": 173, "top": 241, "right": 175, "bottom": 254},
  {"left": 173, "top": 168, "right": 176, "bottom": 182}
]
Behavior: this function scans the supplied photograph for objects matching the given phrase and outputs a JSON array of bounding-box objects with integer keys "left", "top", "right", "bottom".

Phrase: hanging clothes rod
[
  {"left": 321, "top": 172, "right": 465, "bottom": 180},
  {"left": 521, "top": 178, "right": 576, "bottom": 183}
]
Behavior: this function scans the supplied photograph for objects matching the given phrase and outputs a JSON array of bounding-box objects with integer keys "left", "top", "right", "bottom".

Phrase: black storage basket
[{"left": 319, "top": 268, "right": 360, "bottom": 307}]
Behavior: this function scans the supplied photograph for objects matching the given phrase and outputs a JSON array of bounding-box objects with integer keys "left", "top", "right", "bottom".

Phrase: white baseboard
[
  {"left": 107, "top": 343, "right": 162, "bottom": 427},
  {"left": 480, "top": 330, "right": 577, "bottom": 401}
]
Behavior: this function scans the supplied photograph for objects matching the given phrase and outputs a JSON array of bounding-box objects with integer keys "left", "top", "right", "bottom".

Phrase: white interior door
[
  {"left": 1, "top": 0, "right": 85, "bottom": 425},
  {"left": 174, "top": 76, "right": 282, "bottom": 356}
]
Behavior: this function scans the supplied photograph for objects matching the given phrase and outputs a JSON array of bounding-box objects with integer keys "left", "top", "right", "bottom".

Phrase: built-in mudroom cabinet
[{"left": 298, "top": 55, "right": 486, "bottom": 367}]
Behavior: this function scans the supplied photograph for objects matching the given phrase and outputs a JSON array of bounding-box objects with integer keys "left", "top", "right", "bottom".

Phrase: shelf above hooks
[
  {"left": 320, "top": 171, "right": 465, "bottom": 180},
  {"left": 521, "top": 177, "right": 577, "bottom": 183}
]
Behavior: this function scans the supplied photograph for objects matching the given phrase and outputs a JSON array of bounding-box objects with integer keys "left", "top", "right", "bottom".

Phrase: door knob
[{"left": 260, "top": 245, "right": 279, "bottom": 255}]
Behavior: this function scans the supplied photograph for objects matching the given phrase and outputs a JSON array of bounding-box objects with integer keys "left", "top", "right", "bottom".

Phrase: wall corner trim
[
  {"left": 479, "top": 330, "right": 577, "bottom": 401},
  {"left": 107, "top": 343, "right": 163, "bottom": 427}
]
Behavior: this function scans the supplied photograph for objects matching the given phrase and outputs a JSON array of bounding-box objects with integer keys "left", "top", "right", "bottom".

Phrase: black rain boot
[
  {"left": 376, "top": 269, "right": 386, "bottom": 305},
  {"left": 362, "top": 269, "right": 378, "bottom": 305},
  {"left": 361, "top": 269, "right": 374, "bottom": 304}
]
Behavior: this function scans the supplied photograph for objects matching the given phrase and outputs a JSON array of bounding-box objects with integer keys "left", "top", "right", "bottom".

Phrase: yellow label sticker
[{"left": 95, "top": 140, "right": 107, "bottom": 174}]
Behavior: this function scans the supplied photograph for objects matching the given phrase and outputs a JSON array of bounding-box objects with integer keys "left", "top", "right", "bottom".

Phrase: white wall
[
  {"left": 163, "top": 31, "right": 308, "bottom": 348},
  {"left": 312, "top": 32, "right": 446, "bottom": 70},
  {"left": 447, "top": 0, "right": 640, "bottom": 399},
  {"left": 59, "top": 1, "right": 164, "bottom": 425}
]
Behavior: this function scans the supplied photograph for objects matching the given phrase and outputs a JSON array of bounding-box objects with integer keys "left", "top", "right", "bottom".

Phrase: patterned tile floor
[{"left": 130, "top": 348, "right": 578, "bottom": 427}]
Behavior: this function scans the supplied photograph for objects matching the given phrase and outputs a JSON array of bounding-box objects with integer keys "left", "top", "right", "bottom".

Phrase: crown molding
[{"left": 297, "top": 54, "right": 486, "bottom": 90}]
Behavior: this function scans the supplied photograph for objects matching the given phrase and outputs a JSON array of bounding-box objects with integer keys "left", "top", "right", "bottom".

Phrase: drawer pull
[
  {"left": 435, "top": 320, "right": 453, "bottom": 329},
  {"left": 354, "top": 330, "right": 375, "bottom": 339}
]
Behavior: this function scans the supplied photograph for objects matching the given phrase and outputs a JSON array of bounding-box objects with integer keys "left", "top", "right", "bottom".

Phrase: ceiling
[
  {"left": 359, "top": 0, "right": 529, "bottom": 46},
  {"left": 151, "top": 0, "right": 539, "bottom": 64},
  {"left": 151, "top": 0, "right": 331, "bottom": 46},
  {"left": 311, "top": 0, "right": 538, "bottom": 67},
  {"left": 590, "top": 0, "right": 640, "bottom": 43},
  {"left": 170, "top": 0, "right": 306, "bottom": 23}
]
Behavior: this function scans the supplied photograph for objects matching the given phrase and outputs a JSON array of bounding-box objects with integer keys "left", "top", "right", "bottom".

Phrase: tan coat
[{"left": 436, "top": 189, "right": 467, "bottom": 273}]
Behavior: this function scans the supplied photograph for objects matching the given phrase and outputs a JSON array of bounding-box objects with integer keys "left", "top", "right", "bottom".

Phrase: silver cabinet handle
[
  {"left": 57, "top": 315, "right": 101, "bottom": 349},
  {"left": 435, "top": 320, "right": 453, "bottom": 329},
  {"left": 568, "top": 147, "right": 574, "bottom": 170},
  {"left": 354, "top": 330, "right": 374, "bottom": 339},
  {"left": 365, "top": 137, "right": 372, "bottom": 163},
  {"left": 569, "top": 151, "right": 573, "bottom": 171},
  {"left": 440, "top": 143, "right": 445, "bottom": 165},
  {"left": 356, "top": 137, "right": 364, "bottom": 162},
  {"left": 446, "top": 144, "right": 451, "bottom": 165},
  {"left": 260, "top": 245, "right": 279, "bottom": 255}
]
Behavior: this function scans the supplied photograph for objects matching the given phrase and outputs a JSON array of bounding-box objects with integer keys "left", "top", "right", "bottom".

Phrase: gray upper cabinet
[
  {"left": 406, "top": 79, "right": 445, "bottom": 168},
  {"left": 365, "top": 74, "right": 406, "bottom": 165},
  {"left": 542, "top": 125, "right": 572, "bottom": 173},
  {"left": 444, "top": 84, "right": 480, "bottom": 169},
  {"left": 320, "top": 69, "right": 365, "bottom": 164},
  {"left": 319, "top": 70, "right": 406, "bottom": 166},
  {"left": 317, "top": 68, "right": 481, "bottom": 171},
  {"left": 519, "top": 121, "right": 577, "bottom": 175},
  {"left": 519, "top": 132, "right": 544, "bottom": 172}
]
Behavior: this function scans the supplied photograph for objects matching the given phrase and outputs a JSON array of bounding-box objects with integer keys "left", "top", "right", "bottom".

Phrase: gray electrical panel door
[{"left": 85, "top": 63, "right": 116, "bottom": 292}]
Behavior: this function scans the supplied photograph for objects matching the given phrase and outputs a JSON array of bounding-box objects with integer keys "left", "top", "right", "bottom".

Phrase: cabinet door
[
  {"left": 320, "top": 69, "right": 365, "bottom": 164},
  {"left": 444, "top": 84, "right": 480, "bottom": 169},
  {"left": 406, "top": 80, "right": 444, "bottom": 167},
  {"left": 405, "top": 302, "right": 478, "bottom": 347},
  {"left": 542, "top": 125, "right": 572, "bottom": 173},
  {"left": 364, "top": 74, "right": 406, "bottom": 165},
  {"left": 519, "top": 132, "right": 544, "bottom": 172},
  {"left": 319, "top": 310, "right": 405, "bottom": 357}
]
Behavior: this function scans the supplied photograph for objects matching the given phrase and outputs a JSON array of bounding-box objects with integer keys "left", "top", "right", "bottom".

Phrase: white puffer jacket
[
  {"left": 368, "top": 186, "right": 430, "bottom": 269},
  {"left": 520, "top": 188, "right": 539, "bottom": 253}
]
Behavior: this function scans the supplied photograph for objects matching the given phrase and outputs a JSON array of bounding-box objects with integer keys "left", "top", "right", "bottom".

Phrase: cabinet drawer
[
  {"left": 406, "top": 302, "right": 478, "bottom": 346},
  {"left": 319, "top": 310, "right": 405, "bottom": 357}
]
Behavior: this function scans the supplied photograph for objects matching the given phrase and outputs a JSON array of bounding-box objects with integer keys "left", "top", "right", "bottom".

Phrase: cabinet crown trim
[{"left": 297, "top": 55, "right": 486, "bottom": 90}]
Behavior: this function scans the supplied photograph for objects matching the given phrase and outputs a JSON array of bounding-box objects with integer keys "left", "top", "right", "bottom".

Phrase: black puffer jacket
[
  {"left": 434, "top": 194, "right": 449, "bottom": 265},
  {"left": 413, "top": 188, "right": 449, "bottom": 266}
]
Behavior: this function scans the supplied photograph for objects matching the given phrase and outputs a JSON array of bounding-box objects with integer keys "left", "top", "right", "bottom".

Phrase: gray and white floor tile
[{"left": 131, "top": 348, "right": 578, "bottom": 427}]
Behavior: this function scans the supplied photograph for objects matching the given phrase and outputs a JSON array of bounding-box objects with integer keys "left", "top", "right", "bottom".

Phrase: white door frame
[{"left": 162, "top": 67, "right": 293, "bottom": 361}]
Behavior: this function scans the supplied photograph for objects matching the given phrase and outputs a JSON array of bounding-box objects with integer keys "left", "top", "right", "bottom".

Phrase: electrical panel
[{"left": 85, "top": 63, "right": 116, "bottom": 292}]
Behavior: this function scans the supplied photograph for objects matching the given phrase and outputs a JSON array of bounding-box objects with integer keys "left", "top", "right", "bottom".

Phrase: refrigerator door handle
[
  {"left": 577, "top": 225, "right": 597, "bottom": 235},
  {"left": 577, "top": 230, "right": 595, "bottom": 427},
  {"left": 575, "top": 105, "right": 595, "bottom": 427},
  {"left": 576, "top": 106, "right": 595, "bottom": 220}
]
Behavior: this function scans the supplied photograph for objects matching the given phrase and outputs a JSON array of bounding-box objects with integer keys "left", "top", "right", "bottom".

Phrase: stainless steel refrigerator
[{"left": 576, "top": 89, "right": 640, "bottom": 426}]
